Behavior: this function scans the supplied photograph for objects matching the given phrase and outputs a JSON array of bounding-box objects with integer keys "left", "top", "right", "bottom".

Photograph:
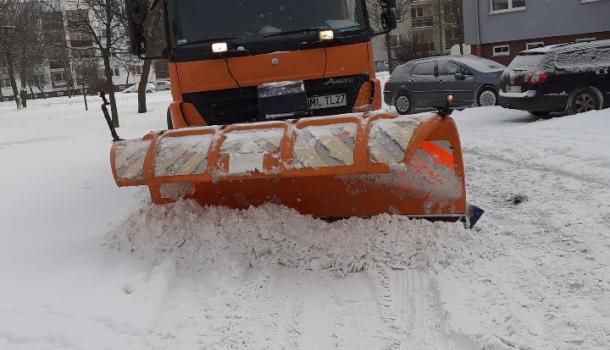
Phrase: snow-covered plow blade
[{"left": 111, "top": 113, "right": 480, "bottom": 226}]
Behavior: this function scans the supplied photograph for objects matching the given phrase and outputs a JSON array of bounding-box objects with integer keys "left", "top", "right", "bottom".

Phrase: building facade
[
  {"left": 0, "top": 0, "right": 165, "bottom": 101},
  {"left": 373, "top": 0, "right": 463, "bottom": 71},
  {"left": 463, "top": 0, "right": 610, "bottom": 65}
]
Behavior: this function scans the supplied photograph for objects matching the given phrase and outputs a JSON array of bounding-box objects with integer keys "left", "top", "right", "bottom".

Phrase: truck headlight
[
  {"left": 212, "top": 42, "right": 228, "bottom": 53},
  {"left": 319, "top": 30, "right": 334, "bottom": 41}
]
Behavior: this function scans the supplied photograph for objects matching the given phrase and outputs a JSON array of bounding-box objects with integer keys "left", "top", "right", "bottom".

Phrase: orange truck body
[
  {"left": 110, "top": 14, "right": 480, "bottom": 225},
  {"left": 167, "top": 42, "right": 382, "bottom": 128}
]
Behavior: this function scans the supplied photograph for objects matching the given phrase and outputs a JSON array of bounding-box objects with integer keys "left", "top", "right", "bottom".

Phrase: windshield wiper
[
  {"left": 263, "top": 28, "right": 325, "bottom": 38},
  {"left": 177, "top": 37, "right": 238, "bottom": 47}
]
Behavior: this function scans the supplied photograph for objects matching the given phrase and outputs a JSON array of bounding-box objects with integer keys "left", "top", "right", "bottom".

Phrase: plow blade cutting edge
[{"left": 110, "top": 112, "right": 482, "bottom": 227}]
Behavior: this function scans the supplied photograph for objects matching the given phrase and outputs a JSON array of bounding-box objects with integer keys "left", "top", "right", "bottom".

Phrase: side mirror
[
  {"left": 381, "top": 12, "right": 397, "bottom": 32},
  {"left": 126, "top": 0, "right": 167, "bottom": 59},
  {"left": 125, "top": 0, "right": 149, "bottom": 58},
  {"left": 455, "top": 72, "right": 466, "bottom": 80},
  {"left": 375, "top": 0, "right": 398, "bottom": 35}
]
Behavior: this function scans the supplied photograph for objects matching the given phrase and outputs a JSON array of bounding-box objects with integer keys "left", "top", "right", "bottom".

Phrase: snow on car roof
[
  {"left": 522, "top": 39, "right": 610, "bottom": 55},
  {"left": 522, "top": 45, "right": 562, "bottom": 54},
  {"left": 404, "top": 55, "right": 505, "bottom": 72},
  {"left": 449, "top": 55, "right": 506, "bottom": 72}
]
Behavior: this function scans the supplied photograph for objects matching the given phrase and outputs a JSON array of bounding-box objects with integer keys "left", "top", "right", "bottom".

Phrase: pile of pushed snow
[{"left": 107, "top": 200, "right": 475, "bottom": 276}]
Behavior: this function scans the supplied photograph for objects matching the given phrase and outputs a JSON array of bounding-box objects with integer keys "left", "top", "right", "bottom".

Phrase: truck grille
[{"left": 182, "top": 74, "right": 369, "bottom": 126}]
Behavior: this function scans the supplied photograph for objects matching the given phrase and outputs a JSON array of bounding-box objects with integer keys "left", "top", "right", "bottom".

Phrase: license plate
[
  {"left": 507, "top": 85, "right": 521, "bottom": 93},
  {"left": 308, "top": 94, "right": 347, "bottom": 110}
]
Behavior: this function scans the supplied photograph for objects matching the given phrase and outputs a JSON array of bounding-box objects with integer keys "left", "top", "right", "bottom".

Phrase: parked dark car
[
  {"left": 499, "top": 40, "right": 610, "bottom": 116},
  {"left": 384, "top": 55, "right": 506, "bottom": 114}
]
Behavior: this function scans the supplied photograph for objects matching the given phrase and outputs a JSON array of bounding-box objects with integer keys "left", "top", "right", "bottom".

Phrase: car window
[
  {"left": 556, "top": 46, "right": 610, "bottom": 71},
  {"left": 508, "top": 53, "right": 545, "bottom": 71},
  {"left": 460, "top": 66, "right": 473, "bottom": 75},
  {"left": 438, "top": 62, "right": 461, "bottom": 75},
  {"left": 411, "top": 62, "right": 435, "bottom": 76},
  {"left": 391, "top": 65, "right": 409, "bottom": 79}
]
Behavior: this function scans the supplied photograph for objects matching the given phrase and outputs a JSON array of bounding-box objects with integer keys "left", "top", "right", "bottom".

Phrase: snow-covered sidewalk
[{"left": 0, "top": 95, "right": 608, "bottom": 349}]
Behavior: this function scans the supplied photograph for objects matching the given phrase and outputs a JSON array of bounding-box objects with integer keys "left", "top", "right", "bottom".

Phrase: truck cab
[{"left": 126, "top": 0, "right": 397, "bottom": 128}]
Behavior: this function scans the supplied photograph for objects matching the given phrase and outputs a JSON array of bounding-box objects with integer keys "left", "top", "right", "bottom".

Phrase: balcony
[
  {"left": 51, "top": 81, "right": 68, "bottom": 88},
  {"left": 49, "top": 61, "right": 65, "bottom": 70},
  {"left": 413, "top": 42, "right": 436, "bottom": 53},
  {"left": 71, "top": 40, "right": 94, "bottom": 48},
  {"left": 412, "top": 16, "right": 434, "bottom": 28}
]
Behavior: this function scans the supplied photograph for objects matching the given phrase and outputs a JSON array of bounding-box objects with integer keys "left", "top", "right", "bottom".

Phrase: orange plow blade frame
[{"left": 110, "top": 113, "right": 470, "bottom": 221}]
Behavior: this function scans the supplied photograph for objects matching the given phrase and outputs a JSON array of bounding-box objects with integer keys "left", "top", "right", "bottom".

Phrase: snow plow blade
[{"left": 110, "top": 112, "right": 478, "bottom": 225}]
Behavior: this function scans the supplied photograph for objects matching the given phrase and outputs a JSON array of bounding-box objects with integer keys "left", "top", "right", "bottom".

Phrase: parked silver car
[
  {"left": 384, "top": 55, "right": 506, "bottom": 114},
  {"left": 154, "top": 80, "right": 171, "bottom": 91}
]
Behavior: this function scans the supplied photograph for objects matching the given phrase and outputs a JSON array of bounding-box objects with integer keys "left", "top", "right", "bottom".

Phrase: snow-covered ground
[{"left": 0, "top": 93, "right": 608, "bottom": 350}]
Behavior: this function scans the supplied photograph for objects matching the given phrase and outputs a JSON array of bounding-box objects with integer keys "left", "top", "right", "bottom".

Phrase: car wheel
[
  {"left": 477, "top": 87, "right": 498, "bottom": 107},
  {"left": 569, "top": 89, "right": 600, "bottom": 114},
  {"left": 394, "top": 92, "right": 412, "bottom": 115},
  {"left": 167, "top": 108, "right": 173, "bottom": 130}
]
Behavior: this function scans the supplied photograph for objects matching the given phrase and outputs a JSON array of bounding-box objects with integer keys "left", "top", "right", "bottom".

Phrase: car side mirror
[{"left": 455, "top": 72, "right": 466, "bottom": 80}]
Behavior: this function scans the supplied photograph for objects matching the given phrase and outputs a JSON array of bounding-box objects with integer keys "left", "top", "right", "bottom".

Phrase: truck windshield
[{"left": 169, "top": 0, "right": 367, "bottom": 46}]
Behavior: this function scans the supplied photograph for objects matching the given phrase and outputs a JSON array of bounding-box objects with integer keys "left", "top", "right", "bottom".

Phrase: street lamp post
[{"left": 1, "top": 25, "right": 20, "bottom": 108}]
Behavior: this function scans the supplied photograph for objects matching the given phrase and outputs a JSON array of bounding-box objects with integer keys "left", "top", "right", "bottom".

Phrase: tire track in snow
[
  {"left": 459, "top": 150, "right": 610, "bottom": 349},
  {"left": 331, "top": 272, "right": 387, "bottom": 350},
  {"left": 298, "top": 272, "right": 388, "bottom": 350},
  {"left": 374, "top": 266, "right": 479, "bottom": 350},
  {"left": 464, "top": 148, "right": 610, "bottom": 187},
  {"left": 264, "top": 271, "right": 306, "bottom": 350}
]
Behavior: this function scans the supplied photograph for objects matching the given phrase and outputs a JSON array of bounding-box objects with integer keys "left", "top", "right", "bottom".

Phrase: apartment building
[
  {"left": 0, "top": 0, "right": 164, "bottom": 101},
  {"left": 373, "top": 0, "right": 462, "bottom": 71},
  {"left": 463, "top": 0, "right": 610, "bottom": 65}
]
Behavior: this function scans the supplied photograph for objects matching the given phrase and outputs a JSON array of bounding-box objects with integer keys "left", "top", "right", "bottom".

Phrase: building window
[
  {"left": 131, "top": 65, "right": 143, "bottom": 75},
  {"left": 49, "top": 60, "right": 65, "bottom": 70},
  {"left": 493, "top": 45, "right": 510, "bottom": 56},
  {"left": 51, "top": 71, "right": 65, "bottom": 82},
  {"left": 526, "top": 42, "right": 544, "bottom": 50},
  {"left": 490, "top": 0, "right": 526, "bottom": 14},
  {"left": 389, "top": 34, "right": 401, "bottom": 48},
  {"left": 411, "top": 7, "right": 424, "bottom": 18},
  {"left": 1, "top": 78, "right": 11, "bottom": 88},
  {"left": 113, "top": 68, "right": 120, "bottom": 77}
]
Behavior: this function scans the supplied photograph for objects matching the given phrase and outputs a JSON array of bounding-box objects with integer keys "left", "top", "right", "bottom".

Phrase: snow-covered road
[{"left": 0, "top": 94, "right": 608, "bottom": 350}]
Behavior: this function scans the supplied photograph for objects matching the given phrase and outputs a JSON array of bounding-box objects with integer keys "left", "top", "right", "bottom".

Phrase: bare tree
[
  {"left": 137, "top": 5, "right": 164, "bottom": 113},
  {"left": 394, "top": 38, "right": 420, "bottom": 64},
  {"left": 29, "top": 65, "right": 49, "bottom": 98},
  {"left": 72, "top": 56, "right": 100, "bottom": 110},
  {"left": 0, "top": 0, "right": 22, "bottom": 108},
  {"left": 0, "top": 64, "right": 5, "bottom": 102},
  {"left": 13, "top": 1, "right": 48, "bottom": 101},
  {"left": 119, "top": 54, "right": 139, "bottom": 85},
  {"left": 43, "top": 0, "right": 129, "bottom": 127},
  {"left": 443, "top": 0, "right": 464, "bottom": 54}
]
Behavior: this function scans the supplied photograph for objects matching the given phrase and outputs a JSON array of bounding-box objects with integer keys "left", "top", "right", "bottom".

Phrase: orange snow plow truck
[{"left": 108, "top": 0, "right": 483, "bottom": 227}]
